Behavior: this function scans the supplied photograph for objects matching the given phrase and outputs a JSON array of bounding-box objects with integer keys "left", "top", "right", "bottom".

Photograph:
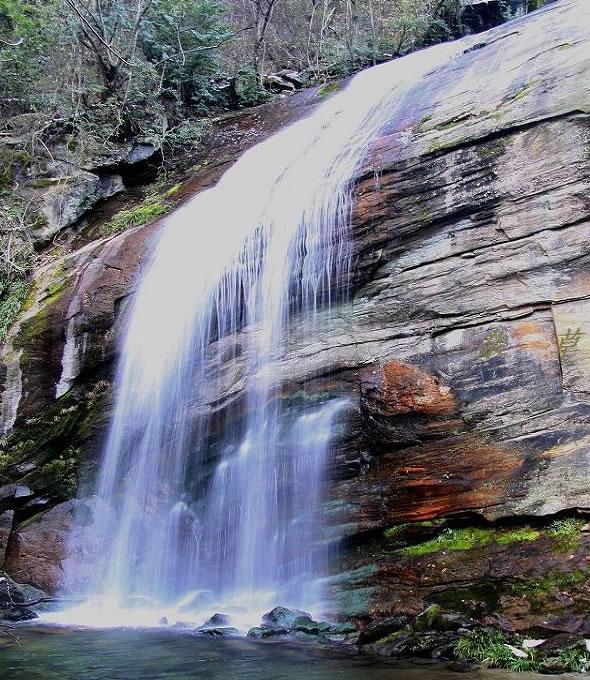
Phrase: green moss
[
  {"left": 478, "top": 137, "right": 510, "bottom": 162},
  {"left": 396, "top": 527, "right": 495, "bottom": 557},
  {"left": 101, "top": 197, "right": 170, "bottom": 236},
  {"left": 504, "top": 80, "right": 539, "bottom": 105},
  {"left": 418, "top": 114, "right": 433, "bottom": 129},
  {"left": 432, "top": 112, "right": 473, "bottom": 132},
  {"left": 497, "top": 527, "right": 540, "bottom": 544},
  {"left": 548, "top": 517, "right": 584, "bottom": 552},
  {"left": 511, "top": 570, "right": 587, "bottom": 598},
  {"left": 375, "top": 627, "right": 411, "bottom": 645},
  {"left": 162, "top": 183, "right": 182, "bottom": 197},
  {"left": 383, "top": 519, "right": 445, "bottom": 542},
  {"left": 20, "top": 279, "right": 39, "bottom": 313},
  {"left": 13, "top": 306, "right": 48, "bottom": 350},
  {"left": 0, "top": 391, "right": 82, "bottom": 484},
  {"left": 42, "top": 262, "right": 68, "bottom": 304},
  {"left": 414, "top": 604, "right": 442, "bottom": 630},
  {"left": 317, "top": 81, "right": 341, "bottom": 98},
  {"left": 0, "top": 147, "right": 31, "bottom": 189},
  {"left": 0, "top": 279, "right": 29, "bottom": 341},
  {"left": 34, "top": 446, "right": 79, "bottom": 498}
]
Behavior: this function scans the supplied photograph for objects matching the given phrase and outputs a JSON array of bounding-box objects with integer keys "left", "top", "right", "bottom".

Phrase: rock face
[{"left": 0, "top": 0, "right": 589, "bottom": 633}]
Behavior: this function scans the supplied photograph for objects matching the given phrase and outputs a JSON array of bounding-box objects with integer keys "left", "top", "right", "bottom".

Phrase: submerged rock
[
  {"left": 446, "top": 660, "right": 479, "bottom": 673},
  {"left": 195, "top": 626, "right": 241, "bottom": 638}
]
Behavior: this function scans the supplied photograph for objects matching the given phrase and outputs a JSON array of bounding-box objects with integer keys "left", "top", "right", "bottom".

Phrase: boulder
[
  {"left": 3, "top": 500, "right": 81, "bottom": 593},
  {"left": 201, "top": 612, "right": 232, "bottom": 628},
  {"left": 0, "top": 572, "right": 46, "bottom": 622},
  {"left": 247, "top": 624, "right": 283, "bottom": 639},
  {"left": 261, "top": 606, "right": 312, "bottom": 629},
  {"left": 32, "top": 165, "right": 124, "bottom": 244},
  {"left": 357, "top": 614, "right": 408, "bottom": 645}
]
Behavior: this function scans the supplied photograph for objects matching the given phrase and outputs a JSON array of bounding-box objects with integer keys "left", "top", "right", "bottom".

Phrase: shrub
[{"left": 557, "top": 648, "right": 590, "bottom": 672}]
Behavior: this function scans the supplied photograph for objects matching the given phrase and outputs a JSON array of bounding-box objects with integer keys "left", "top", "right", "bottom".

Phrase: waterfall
[{"left": 54, "top": 41, "right": 459, "bottom": 628}]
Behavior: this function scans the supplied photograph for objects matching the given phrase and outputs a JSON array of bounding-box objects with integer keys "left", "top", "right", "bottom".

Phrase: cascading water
[{"left": 54, "top": 41, "right": 460, "bottom": 628}]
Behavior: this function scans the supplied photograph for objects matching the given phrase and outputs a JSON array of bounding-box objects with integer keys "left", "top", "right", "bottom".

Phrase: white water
[{"left": 51, "top": 41, "right": 460, "bottom": 629}]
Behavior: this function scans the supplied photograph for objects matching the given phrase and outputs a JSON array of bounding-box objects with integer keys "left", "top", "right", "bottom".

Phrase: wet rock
[
  {"left": 322, "top": 621, "right": 357, "bottom": 635},
  {"left": 396, "top": 632, "right": 459, "bottom": 659},
  {"left": 538, "top": 657, "right": 568, "bottom": 675},
  {"left": 202, "top": 613, "right": 232, "bottom": 628},
  {"left": 247, "top": 625, "right": 285, "bottom": 639},
  {"left": 357, "top": 614, "right": 408, "bottom": 645},
  {"left": 3, "top": 500, "right": 81, "bottom": 593},
  {"left": 291, "top": 617, "right": 322, "bottom": 634},
  {"left": 447, "top": 660, "right": 480, "bottom": 672},
  {"left": 261, "top": 606, "right": 312, "bottom": 629},
  {"left": 539, "top": 633, "right": 587, "bottom": 654},
  {"left": 2, "top": 0, "right": 590, "bottom": 634},
  {"left": 360, "top": 362, "right": 457, "bottom": 451},
  {"left": 0, "top": 511, "right": 13, "bottom": 564},
  {"left": 0, "top": 572, "right": 45, "bottom": 622},
  {"left": 195, "top": 626, "right": 241, "bottom": 638}
]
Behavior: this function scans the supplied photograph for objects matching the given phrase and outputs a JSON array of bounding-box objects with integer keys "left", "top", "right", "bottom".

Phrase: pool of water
[{"left": 0, "top": 626, "right": 540, "bottom": 680}]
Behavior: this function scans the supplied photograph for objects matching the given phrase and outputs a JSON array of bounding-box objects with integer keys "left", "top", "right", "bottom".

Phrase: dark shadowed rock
[
  {"left": 357, "top": 614, "right": 408, "bottom": 645},
  {"left": 195, "top": 626, "right": 241, "bottom": 638}
]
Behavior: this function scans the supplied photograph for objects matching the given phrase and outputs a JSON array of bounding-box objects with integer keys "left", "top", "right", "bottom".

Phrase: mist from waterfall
[{"left": 52, "top": 41, "right": 460, "bottom": 628}]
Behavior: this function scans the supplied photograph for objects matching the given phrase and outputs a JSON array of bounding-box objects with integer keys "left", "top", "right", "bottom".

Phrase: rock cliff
[{"left": 1, "top": 0, "right": 590, "bottom": 634}]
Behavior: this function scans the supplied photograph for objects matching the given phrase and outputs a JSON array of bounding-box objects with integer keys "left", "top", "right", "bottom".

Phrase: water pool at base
[{"left": 0, "top": 626, "right": 541, "bottom": 680}]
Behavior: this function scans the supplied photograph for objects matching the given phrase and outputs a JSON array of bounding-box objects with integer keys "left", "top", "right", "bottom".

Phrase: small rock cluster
[
  {"left": 355, "top": 606, "right": 590, "bottom": 674},
  {"left": 0, "top": 573, "right": 46, "bottom": 623},
  {"left": 247, "top": 606, "right": 357, "bottom": 643}
]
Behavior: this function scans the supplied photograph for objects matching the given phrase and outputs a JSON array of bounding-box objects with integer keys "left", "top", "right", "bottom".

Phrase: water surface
[{"left": 0, "top": 626, "right": 511, "bottom": 680}]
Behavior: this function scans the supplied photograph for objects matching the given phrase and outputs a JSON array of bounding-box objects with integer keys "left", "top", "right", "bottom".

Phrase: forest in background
[{"left": 0, "top": 0, "right": 543, "bottom": 342}]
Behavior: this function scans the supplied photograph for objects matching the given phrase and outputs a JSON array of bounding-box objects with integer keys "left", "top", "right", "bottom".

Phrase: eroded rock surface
[{"left": 0, "top": 0, "right": 589, "bottom": 633}]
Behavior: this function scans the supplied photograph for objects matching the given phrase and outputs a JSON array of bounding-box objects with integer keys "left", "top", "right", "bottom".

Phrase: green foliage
[
  {"left": 455, "top": 628, "right": 508, "bottom": 663},
  {"left": 0, "top": 0, "right": 59, "bottom": 113},
  {"left": 141, "top": 0, "right": 228, "bottom": 109},
  {"left": 396, "top": 527, "right": 494, "bottom": 557},
  {"left": 511, "top": 569, "right": 587, "bottom": 597},
  {"left": 454, "top": 628, "right": 541, "bottom": 671},
  {"left": 234, "top": 69, "right": 270, "bottom": 108},
  {"left": 496, "top": 527, "right": 540, "bottom": 544},
  {"left": 557, "top": 648, "right": 590, "bottom": 672},
  {"left": 317, "top": 82, "right": 341, "bottom": 98},
  {"left": 101, "top": 198, "right": 169, "bottom": 237},
  {"left": 36, "top": 446, "right": 79, "bottom": 498},
  {"left": 528, "top": 0, "right": 546, "bottom": 10},
  {"left": 0, "top": 195, "right": 35, "bottom": 341},
  {"left": 547, "top": 517, "right": 584, "bottom": 552},
  {"left": 0, "top": 279, "right": 28, "bottom": 341}
]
